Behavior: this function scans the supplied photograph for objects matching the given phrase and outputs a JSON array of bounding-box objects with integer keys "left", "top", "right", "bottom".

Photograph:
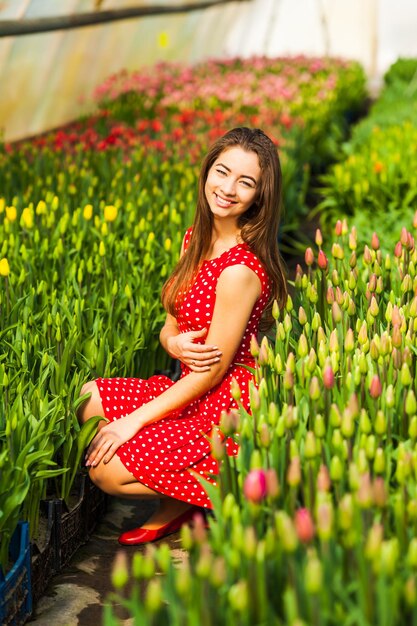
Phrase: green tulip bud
[
  {"left": 330, "top": 455, "right": 343, "bottom": 482},
  {"left": 298, "top": 306, "right": 308, "bottom": 326},
  {"left": 331, "top": 428, "right": 344, "bottom": 452},
  {"left": 309, "top": 376, "right": 321, "bottom": 401},
  {"left": 406, "top": 391, "right": 417, "bottom": 416},
  {"left": 297, "top": 333, "right": 309, "bottom": 358},
  {"left": 365, "top": 434, "right": 376, "bottom": 460},
  {"left": 341, "top": 409, "right": 355, "bottom": 438},
  {"left": 374, "top": 410, "right": 387, "bottom": 435},
  {"left": 228, "top": 581, "right": 249, "bottom": 612},
  {"left": 374, "top": 448, "right": 386, "bottom": 474},
  {"left": 365, "top": 523, "right": 383, "bottom": 560},
  {"left": 359, "top": 409, "right": 372, "bottom": 434},
  {"left": 409, "top": 416, "right": 417, "bottom": 440},
  {"left": 329, "top": 404, "right": 342, "bottom": 427},
  {"left": 304, "top": 431, "right": 317, "bottom": 460},
  {"left": 385, "top": 384, "right": 395, "bottom": 408},
  {"left": 405, "top": 576, "right": 417, "bottom": 607},
  {"left": 111, "top": 551, "right": 129, "bottom": 589},
  {"left": 314, "top": 414, "right": 326, "bottom": 439},
  {"left": 316, "top": 501, "right": 333, "bottom": 541},
  {"left": 304, "top": 551, "right": 323, "bottom": 594},
  {"left": 306, "top": 348, "right": 317, "bottom": 374},
  {"left": 175, "top": 561, "right": 191, "bottom": 596},
  {"left": 378, "top": 539, "right": 399, "bottom": 577},
  {"left": 311, "top": 311, "right": 321, "bottom": 332},
  {"left": 287, "top": 456, "right": 301, "bottom": 487},
  {"left": 401, "top": 363, "right": 413, "bottom": 386},
  {"left": 338, "top": 494, "right": 354, "bottom": 530},
  {"left": 344, "top": 327, "right": 355, "bottom": 352},
  {"left": 349, "top": 462, "right": 360, "bottom": 491}
]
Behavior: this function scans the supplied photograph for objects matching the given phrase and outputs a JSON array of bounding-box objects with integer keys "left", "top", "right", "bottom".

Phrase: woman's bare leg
[{"left": 89, "top": 448, "right": 194, "bottom": 529}]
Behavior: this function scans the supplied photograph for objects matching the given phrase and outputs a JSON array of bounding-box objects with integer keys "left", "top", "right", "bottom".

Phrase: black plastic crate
[
  {"left": 55, "top": 475, "right": 88, "bottom": 570},
  {"left": 84, "top": 474, "right": 109, "bottom": 537},
  {"left": 30, "top": 499, "right": 58, "bottom": 606}
]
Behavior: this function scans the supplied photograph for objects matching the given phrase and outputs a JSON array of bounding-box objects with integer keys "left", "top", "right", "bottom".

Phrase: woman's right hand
[{"left": 167, "top": 327, "right": 222, "bottom": 372}]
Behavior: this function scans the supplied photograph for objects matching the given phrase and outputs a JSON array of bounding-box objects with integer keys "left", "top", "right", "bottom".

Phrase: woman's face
[{"left": 204, "top": 147, "right": 261, "bottom": 223}]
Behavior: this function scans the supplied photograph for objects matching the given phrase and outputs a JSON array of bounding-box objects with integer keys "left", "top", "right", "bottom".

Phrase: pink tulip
[
  {"left": 323, "top": 365, "right": 335, "bottom": 389},
  {"left": 243, "top": 469, "right": 267, "bottom": 503},
  {"left": 369, "top": 375, "right": 382, "bottom": 399},
  {"left": 335, "top": 220, "right": 343, "bottom": 236},
  {"left": 394, "top": 241, "right": 402, "bottom": 258},
  {"left": 295, "top": 508, "right": 315, "bottom": 543},
  {"left": 317, "top": 464, "right": 331, "bottom": 492},
  {"left": 305, "top": 247, "right": 314, "bottom": 266},
  {"left": 371, "top": 232, "right": 380, "bottom": 250},
  {"left": 315, "top": 228, "right": 323, "bottom": 247}
]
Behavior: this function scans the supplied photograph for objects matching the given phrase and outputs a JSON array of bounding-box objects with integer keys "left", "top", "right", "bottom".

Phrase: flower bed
[
  {"left": 2, "top": 55, "right": 367, "bottom": 250},
  {"left": 105, "top": 217, "right": 417, "bottom": 625},
  {"left": 316, "top": 57, "right": 417, "bottom": 252}
]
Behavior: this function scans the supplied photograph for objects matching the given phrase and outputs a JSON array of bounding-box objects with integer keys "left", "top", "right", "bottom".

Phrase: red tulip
[
  {"left": 317, "top": 249, "right": 328, "bottom": 270},
  {"left": 295, "top": 508, "right": 315, "bottom": 543}
]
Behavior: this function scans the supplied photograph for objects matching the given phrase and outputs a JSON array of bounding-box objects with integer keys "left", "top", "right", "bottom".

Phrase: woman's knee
[
  {"left": 89, "top": 464, "right": 120, "bottom": 496},
  {"left": 78, "top": 380, "right": 104, "bottom": 423}
]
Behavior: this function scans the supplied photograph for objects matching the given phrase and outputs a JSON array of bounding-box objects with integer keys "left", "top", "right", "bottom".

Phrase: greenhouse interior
[{"left": 1, "top": 0, "right": 417, "bottom": 624}]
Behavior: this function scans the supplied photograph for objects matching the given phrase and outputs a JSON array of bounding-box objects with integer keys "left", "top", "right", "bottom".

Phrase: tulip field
[
  {"left": 1, "top": 53, "right": 416, "bottom": 625},
  {"left": 106, "top": 219, "right": 417, "bottom": 626}
]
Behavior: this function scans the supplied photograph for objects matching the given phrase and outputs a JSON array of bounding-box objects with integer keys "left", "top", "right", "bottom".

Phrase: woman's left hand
[{"left": 85, "top": 415, "right": 140, "bottom": 467}]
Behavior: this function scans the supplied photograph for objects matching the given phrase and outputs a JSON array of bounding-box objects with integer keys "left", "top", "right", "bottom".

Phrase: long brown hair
[{"left": 161, "top": 127, "right": 288, "bottom": 329}]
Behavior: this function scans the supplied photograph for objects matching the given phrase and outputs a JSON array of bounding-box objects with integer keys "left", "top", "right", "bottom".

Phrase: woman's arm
[
  {"left": 160, "top": 313, "right": 221, "bottom": 372},
  {"left": 86, "top": 264, "right": 261, "bottom": 467}
]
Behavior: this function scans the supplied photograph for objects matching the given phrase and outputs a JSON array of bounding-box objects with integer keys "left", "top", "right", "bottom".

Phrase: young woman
[{"left": 79, "top": 127, "right": 287, "bottom": 545}]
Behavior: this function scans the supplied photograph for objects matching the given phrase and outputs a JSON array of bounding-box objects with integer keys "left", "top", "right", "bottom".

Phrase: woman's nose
[{"left": 220, "top": 177, "right": 236, "bottom": 196}]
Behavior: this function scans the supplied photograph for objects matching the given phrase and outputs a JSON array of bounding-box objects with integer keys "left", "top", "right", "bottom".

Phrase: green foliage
[{"left": 384, "top": 57, "right": 417, "bottom": 87}]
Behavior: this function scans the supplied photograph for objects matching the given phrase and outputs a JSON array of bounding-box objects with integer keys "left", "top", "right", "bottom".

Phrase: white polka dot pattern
[{"left": 95, "top": 227, "right": 271, "bottom": 509}]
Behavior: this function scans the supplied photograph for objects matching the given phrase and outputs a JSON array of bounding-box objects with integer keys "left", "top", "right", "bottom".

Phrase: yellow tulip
[
  {"left": 104, "top": 205, "right": 118, "bottom": 222},
  {"left": 0, "top": 257, "right": 10, "bottom": 276},
  {"left": 0, "top": 198, "right": 5, "bottom": 213},
  {"left": 21, "top": 207, "right": 34, "bottom": 228},
  {"left": 5, "top": 206, "right": 17, "bottom": 222},
  {"left": 36, "top": 200, "right": 46, "bottom": 215},
  {"left": 83, "top": 204, "right": 93, "bottom": 220},
  {"left": 99, "top": 241, "right": 106, "bottom": 257}
]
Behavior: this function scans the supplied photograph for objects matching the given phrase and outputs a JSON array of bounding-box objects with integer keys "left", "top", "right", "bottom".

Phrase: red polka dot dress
[{"left": 95, "top": 228, "right": 271, "bottom": 509}]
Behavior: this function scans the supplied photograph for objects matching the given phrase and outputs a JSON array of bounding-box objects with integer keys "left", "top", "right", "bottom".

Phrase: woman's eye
[{"left": 216, "top": 168, "right": 227, "bottom": 176}]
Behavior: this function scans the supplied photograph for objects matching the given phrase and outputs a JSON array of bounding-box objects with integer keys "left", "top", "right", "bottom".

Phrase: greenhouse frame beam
[{"left": 0, "top": 0, "right": 249, "bottom": 37}]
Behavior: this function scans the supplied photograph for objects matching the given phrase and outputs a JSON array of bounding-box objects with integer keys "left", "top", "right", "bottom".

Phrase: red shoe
[{"left": 118, "top": 507, "right": 201, "bottom": 546}]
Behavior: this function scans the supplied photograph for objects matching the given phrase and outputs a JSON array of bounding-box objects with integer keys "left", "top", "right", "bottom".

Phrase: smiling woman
[{"left": 77, "top": 127, "right": 288, "bottom": 545}]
